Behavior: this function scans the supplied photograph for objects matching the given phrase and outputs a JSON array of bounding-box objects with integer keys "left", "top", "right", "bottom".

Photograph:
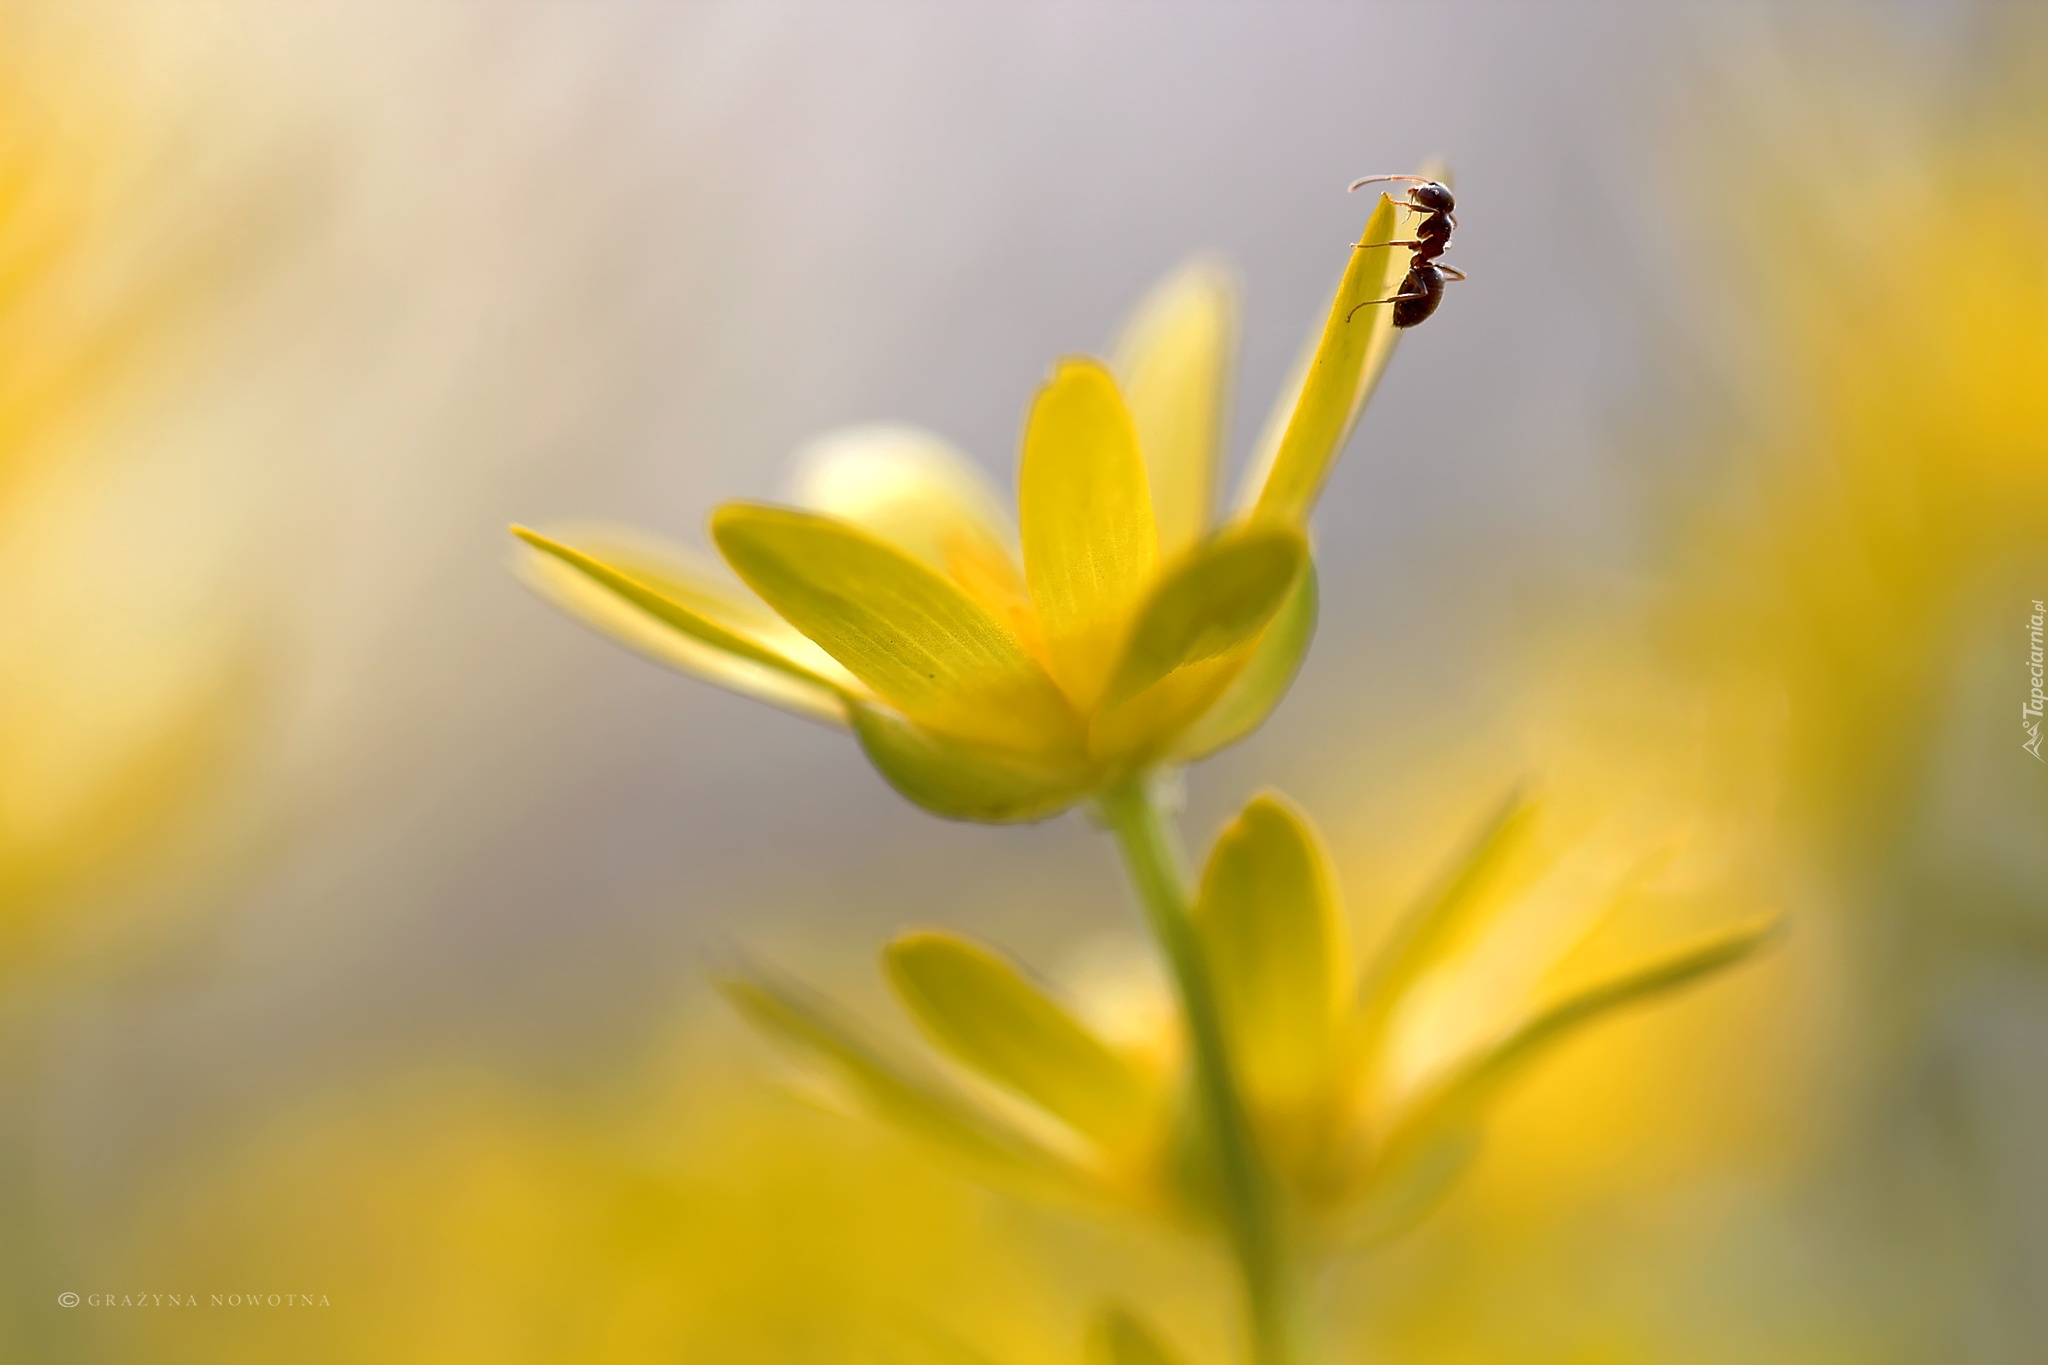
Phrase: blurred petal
[
  {"left": 850, "top": 701, "right": 1090, "bottom": 824},
  {"left": 790, "top": 424, "right": 1037, "bottom": 648},
  {"left": 1170, "top": 560, "right": 1317, "bottom": 761},
  {"left": 1194, "top": 793, "right": 1348, "bottom": 1104},
  {"left": 1245, "top": 194, "right": 1404, "bottom": 524},
  {"left": 717, "top": 967, "right": 1086, "bottom": 1200},
  {"left": 1371, "top": 916, "right": 1783, "bottom": 1177},
  {"left": 1336, "top": 1123, "right": 1482, "bottom": 1251},
  {"left": 1086, "top": 1304, "right": 1187, "bottom": 1365},
  {"left": 885, "top": 930, "right": 1153, "bottom": 1150},
  {"left": 791, "top": 424, "right": 1012, "bottom": 560},
  {"left": 1111, "top": 258, "right": 1237, "bottom": 558},
  {"left": 712, "top": 503, "right": 1080, "bottom": 753},
  {"left": 1019, "top": 359, "right": 1159, "bottom": 710},
  {"left": 1348, "top": 785, "right": 1544, "bottom": 1064},
  {"left": 513, "top": 525, "right": 854, "bottom": 726}
]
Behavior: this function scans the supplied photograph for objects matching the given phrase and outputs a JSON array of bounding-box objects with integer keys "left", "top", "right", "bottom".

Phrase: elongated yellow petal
[
  {"left": 789, "top": 423, "right": 1035, "bottom": 625},
  {"left": 850, "top": 702, "right": 1090, "bottom": 824},
  {"left": 718, "top": 967, "right": 1084, "bottom": 1200},
  {"left": 1101, "top": 526, "right": 1306, "bottom": 710},
  {"left": 1349, "top": 785, "right": 1543, "bottom": 1065},
  {"left": 1247, "top": 194, "right": 1404, "bottom": 524},
  {"left": 1019, "top": 359, "right": 1159, "bottom": 710},
  {"left": 1086, "top": 1305, "right": 1187, "bottom": 1365},
  {"left": 1371, "top": 916, "right": 1783, "bottom": 1175},
  {"left": 1171, "top": 560, "right": 1317, "bottom": 761},
  {"left": 885, "top": 931, "right": 1154, "bottom": 1151},
  {"left": 1112, "top": 258, "right": 1237, "bottom": 558},
  {"left": 512, "top": 525, "right": 853, "bottom": 725},
  {"left": 713, "top": 503, "right": 1080, "bottom": 754},
  {"left": 1194, "top": 793, "right": 1349, "bottom": 1104}
]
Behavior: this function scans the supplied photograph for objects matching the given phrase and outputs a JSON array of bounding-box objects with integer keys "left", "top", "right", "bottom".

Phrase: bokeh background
[{"left": 5, "top": 1, "right": 2045, "bottom": 1361}]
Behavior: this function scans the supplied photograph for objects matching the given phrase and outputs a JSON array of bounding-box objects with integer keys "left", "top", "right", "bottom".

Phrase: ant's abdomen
[{"left": 1392, "top": 266, "right": 1444, "bottom": 328}]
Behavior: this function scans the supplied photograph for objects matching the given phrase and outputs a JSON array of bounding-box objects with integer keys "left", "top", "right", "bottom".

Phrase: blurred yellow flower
[
  {"left": 108, "top": 1033, "right": 1234, "bottom": 1365},
  {"left": 725, "top": 787, "right": 1775, "bottom": 1257},
  {"left": 1674, "top": 68, "right": 2048, "bottom": 851},
  {"left": 513, "top": 199, "right": 1409, "bottom": 822},
  {"left": 0, "top": 10, "right": 282, "bottom": 973}
]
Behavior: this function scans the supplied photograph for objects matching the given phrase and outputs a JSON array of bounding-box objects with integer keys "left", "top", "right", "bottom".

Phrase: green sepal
[
  {"left": 1171, "top": 558, "right": 1317, "bottom": 761},
  {"left": 850, "top": 701, "right": 1088, "bottom": 824},
  {"left": 1101, "top": 525, "right": 1307, "bottom": 710}
]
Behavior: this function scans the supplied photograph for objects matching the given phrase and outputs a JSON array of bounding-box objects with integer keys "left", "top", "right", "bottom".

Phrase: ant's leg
[
  {"left": 1346, "top": 288, "right": 1424, "bottom": 322},
  {"left": 1353, "top": 239, "right": 1433, "bottom": 251}
]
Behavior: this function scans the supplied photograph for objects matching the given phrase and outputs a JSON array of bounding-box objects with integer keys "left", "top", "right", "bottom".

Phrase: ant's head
[
  {"left": 1408, "top": 181, "right": 1454, "bottom": 214},
  {"left": 1347, "top": 173, "right": 1456, "bottom": 215}
]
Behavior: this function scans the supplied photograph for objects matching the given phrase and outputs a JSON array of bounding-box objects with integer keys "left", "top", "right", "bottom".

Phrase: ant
[{"left": 1344, "top": 174, "right": 1466, "bottom": 328}]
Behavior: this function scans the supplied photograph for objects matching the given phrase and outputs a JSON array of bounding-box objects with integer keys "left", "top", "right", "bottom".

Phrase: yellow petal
[
  {"left": 789, "top": 422, "right": 1034, "bottom": 614},
  {"left": 717, "top": 966, "right": 1083, "bottom": 1199},
  {"left": 849, "top": 701, "right": 1090, "bottom": 824},
  {"left": 1246, "top": 193, "right": 1405, "bottom": 524},
  {"left": 511, "top": 525, "right": 853, "bottom": 726},
  {"left": 1348, "top": 784, "right": 1544, "bottom": 1066},
  {"left": 712, "top": 503, "right": 1080, "bottom": 754},
  {"left": 1171, "top": 559, "right": 1317, "bottom": 761},
  {"left": 1112, "top": 258, "right": 1237, "bottom": 559},
  {"left": 1194, "top": 793, "right": 1349, "bottom": 1104},
  {"left": 885, "top": 931, "right": 1153, "bottom": 1151},
  {"left": 1086, "top": 1305, "right": 1187, "bottom": 1365},
  {"left": 1370, "top": 916, "right": 1783, "bottom": 1180},
  {"left": 1019, "top": 359, "right": 1159, "bottom": 710}
]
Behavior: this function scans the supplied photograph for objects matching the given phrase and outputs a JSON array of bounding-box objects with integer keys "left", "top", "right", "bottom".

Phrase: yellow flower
[
  {"left": 722, "top": 787, "right": 1777, "bottom": 1251},
  {"left": 513, "top": 199, "right": 1409, "bottom": 821}
]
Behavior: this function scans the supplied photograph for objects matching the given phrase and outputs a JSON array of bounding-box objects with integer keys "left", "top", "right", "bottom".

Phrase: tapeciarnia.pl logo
[{"left": 2026, "top": 599, "right": 2045, "bottom": 762}]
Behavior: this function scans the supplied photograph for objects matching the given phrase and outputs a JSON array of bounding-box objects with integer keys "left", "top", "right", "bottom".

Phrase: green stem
[{"left": 1100, "top": 775, "right": 1294, "bottom": 1365}]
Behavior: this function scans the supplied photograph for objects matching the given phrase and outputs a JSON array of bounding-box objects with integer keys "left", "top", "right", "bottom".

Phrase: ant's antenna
[{"left": 1347, "top": 173, "right": 1436, "bottom": 193}]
